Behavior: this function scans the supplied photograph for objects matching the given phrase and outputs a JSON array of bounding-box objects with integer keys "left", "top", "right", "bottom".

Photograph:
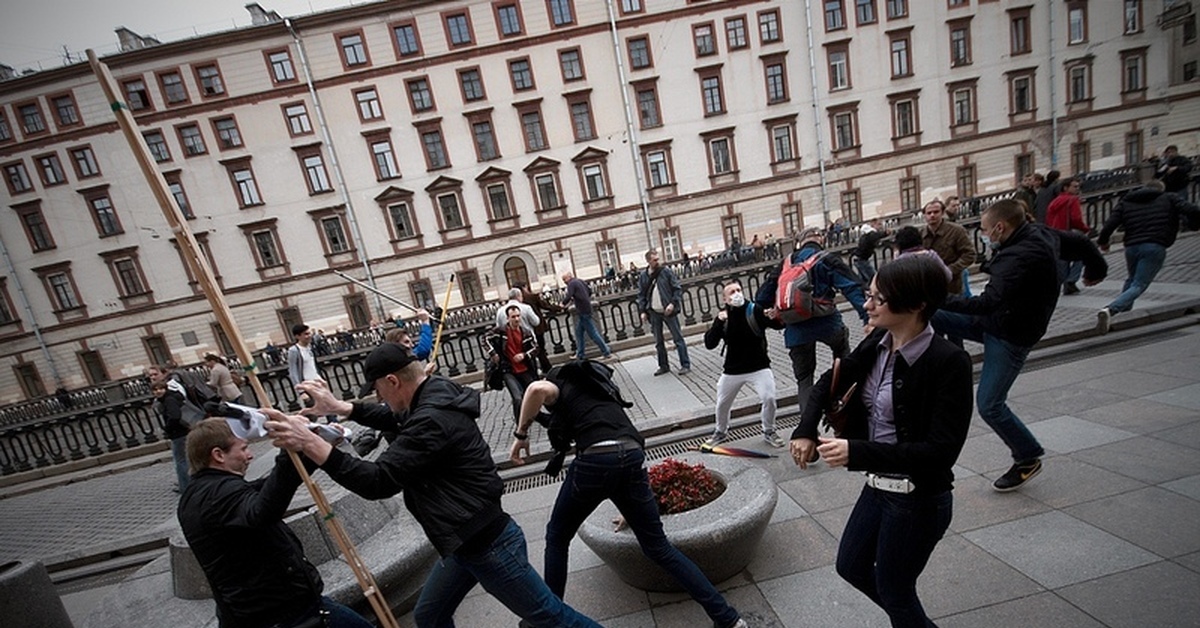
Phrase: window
[
  {"left": 266, "top": 49, "right": 296, "bottom": 83},
  {"left": 548, "top": 0, "right": 575, "bottom": 27},
  {"left": 856, "top": 0, "right": 877, "bottom": 25},
  {"left": 459, "top": 270, "right": 484, "bottom": 305},
  {"left": 892, "top": 98, "right": 917, "bottom": 137},
  {"left": 164, "top": 173, "right": 193, "bottom": 219},
  {"left": 1125, "top": 131, "right": 1143, "bottom": 166},
  {"left": 726, "top": 16, "right": 748, "bottom": 49},
  {"left": 567, "top": 93, "right": 596, "bottom": 140},
  {"left": 1187, "top": 61, "right": 1198, "bottom": 82},
  {"left": 620, "top": 0, "right": 643, "bottom": 14},
  {"left": 355, "top": 88, "right": 384, "bottom": 121},
  {"left": 890, "top": 31, "right": 912, "bottom": 77},
  {"left": 459, "top": 68, "right": 486, "bottom": 102},
  {"left": 70, "top": 146, "right": 100, "bottom": 178},
  {"left": 485, "top": 182, "right": 514, "bottom": 220},
  {"left": 299, "top": 152, "right": 333, "bottom": 194},
  {"left": 831, "top": 108, "right": 857, "bottom": 150},
  {"left": 496, "top": 3, "right": 524, "bottom": 37},
  {"left": 1124, "top": 0, "right": 1142, "bottom": 34},
  {"left": 646, "top": 149, "right": 671, "bottom": 188},
  {"left": 1122, "top": 49, "right": 1146, "bottom": 94},
  {"left": 720, "top": 216, "right": 743, "bottom": 250},
  {"left": 159, "top": 71, "right": 188, "bottom": 104},
  {"left": 251, "top": 229, "right": 285, "bottom": 268},
  {"left": 707, "top": 137, "right": 735, "bottom": 175},
  {"left": 519, "top": 105, "right": 548, "bottom": 151},
  {"left": 195, "top": 63, "right": 225, "bottom": 97},
  {"left": 122, "top": 78, "right": 153, "bottom": 110},
  {"left": 559, "top": 48, "right": 585, "bottom": 81},
  {"left": 1067, "top": 61, "right": 1091, "bottom": 103},
  {"left": 1010, "top": 71, "right": 1036, "bottom": 113},
  {"left": 828, "top": 45, "right": 850, "bottom": 90},
  {"left": 177, "top": 124, "right": 207, "bottom": 156},
  {"left": 764, "top": 58, "right": 788, "bottom": 103},
  {"left": 948, "top": 0, "right": 969, "bottom": 6},
  {"left": 956, "top": 164, "right": 976, "bottom": 198},
  {"left": 437, "top": 193, "right": 466, "bottom": 229},
  {"left": 213, "top": 116, "right": 243, "bottom": 149},
  {"left": 1071, "top": 141, "right": 1090, "bottom": 177},
  {"left": 17, "top": 102, "right": 46, "bottom": 135},
  {"left": 320, "top": 215, "right": 352, "bottom": 254},
  {"left": 339, "top": 32, "right": 369, "bottom": 66},
  {"left": 598, "top": 241, "right": 620, "bottom": 276},
  {"left": 769, "top": 120, "right": 797, "bottom": 163},
  {"left": 841, "top": 189, "right": 862, "bottom": 224},
  {"left": 509, "top": 58, "right": 535, "bottom": 91},
  {"left": 392, "top": 21, "right": 422, "bottom": 57},
  {"left": 582, "top": 163, "right": 607, "bottom": 200},
  {"left": 420, "top": 126, "right": 449, "bottom": 169},
  {"left": 636, "top": 83, "right": 662, "bottom": 128},
  {"left": 85, "top": 192, "right": 123, "bottom": 236},
  {"left": 952, "top": 87, "right": 974, "bottom": 125},
  {"left": 35, "top": 154, "right": 66, "bottom": 186},
  {"left": 949, "top": 20, "right": 972, "bottom": 67},
  {"left": 14, "top": 363, "right": 47, "bottom": 399},
  {"left": 445, "top": 12, "right": 474, "bottom": 47},
  {"left": 42, "top": 268, "right": 82, "bottom": 311},
  {"left": 1016, "top": 153, "right": 1034, "bottom": 183},
  {"left": 410, "top": 280, "right": 434, "bottom": 310},
  {"left": 694, "top": 23, "right": 717, "bottom": 57},
  {"left": 1010, "top": 9, "right": 1031, "bottom": 55},
  {"left": 388, "top": 202, "right": 418, "bottom": 239},
  {"left": 0, "top": 110, "right": 11, "bottom": 142},
  {"left": 227, "top": 162, "right": 263, "bottom": 207},
  {"left": 900, "top": 176, "right": 919, "bottom": 214},
  {"left": 825, "top": 0, "right": 846, "bottom": 31},
  {"left": 472, "top": 119, "right": 500, "bottom": 161},
  {"left": 533, "top": 172, "right": 562, "bottom": 210},
  {"left": 370, "top": 138, "right": 400, "bottom": 180},
  {"left": 3, "top": 161, "right": 33, "bottom": 194},
  {"left": 51, "top": 94, "right": 81, "bottom": 127},
  {"left": 407, "top": 78, "right": 435, "bottom": 113},
  {"left": 886, "top": 0, "right": 907, "bottom": 19},
  {"left": 628, "top": 36, "right": 652, "bottom": 69},
  {"left": 144, "top": 131, "right": 171, "bottom": 162},
  {"left": 15, "top": 202, "right": 55, "bottom": 251},
  {"left": 661, "top": 227, "right": 683, "bottom": 261},
  {"left": 782, "top": 202, "right": 802, "bottom": 239},
  {"left": 1067, "top": 2, "right": 1087, "bottom": 44},
  {"left": 284, "top": 103, "right": 313, "bottom": 136},
  {"left": 700, "top": 71, "right": 725, "bottom": 115},
  {"left": 0, "top": 280, "right": 16, "bottom": 326},
  {"left": 105, "top": 253, "right": 150, "bottom": 298}
]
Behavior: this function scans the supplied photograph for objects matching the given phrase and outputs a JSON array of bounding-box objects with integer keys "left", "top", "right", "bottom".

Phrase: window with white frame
[
  {"left": 112, "top": 257, "right": 148, "bottom": 297},
  {"left": 1011, "top": 10, "right": 1031, "bottom": 54},
  {"left": 771, "top": 123, "right": 795, "bottom": 162},
  {"left": 70, "top": 147, "right": 100, "bottom": 178},
  {"left": 1068, "top": 2, "right": 1086, "bottom": 44},
  {"left": 18, "top": 103, "right": 46, "bottom": 135},
  {"left": 1122, "top": 51, "right": 1145, "bottom": 93},
  {"left": 51, "top": 95, "right": 80, "bottom": 126},
  {"left": 160, "top": 71, "right": 188, "bottom": 104},
  {"left": 701, "top": 75, "right": 724, "bottom": 115},
  {"left": 497, "top": 3, "right": 523, "bottom": 36},
  {"left": 825, "top": 0, "right": 846, "bottom": 31},
  {"left": 952, "top": 87, "right": 974, "bottom": 125},
  {"left": 487, "top": 183, "right": 513, "bottom": 219},
  {"left": 582, "top": 163, "right": 607, "bottom": 200},
  {"left": 890, "top": 34, "right": 911, "bottom": 77},
  {"left": 356, "top": 88, "right": 383, "bottom": 120},
  {"left": 268, "top": 50, "right": 295, "bottom": 82},
  {"left": 828, "top": 48, "right": 849, "bottom": 90},
  {"left": 709, "top": 137, "right": 733, "bottom": 174},
  {"left": 302, "top": 154, "right": 332, "bottom": 193},
  {"left": 886, "top": 0, "right": 907, "bottom": 19},
  {"left": 166, "top": 176, "right": 193, "bottom": 219},
  {"left": 646, "top": 150, "right": 670, "bottom": 187},
  {"left": 856, "top": 0, "right": 876, "bottom": 24},
  {"left": 340, "top": 33, "right": 368, "bottom": 65},
  {"left": 123, "top": 79, "right": 152, "bottom": 111},
  {"left": 621, "top": 0, "right": 642, "bottom": 13},
  {"left": 88, "top": 195, "right": 123, "bottom": 236},
  {"left": 284, "top": 103, "right": 312, "bottom": 135},
  {"left": 371, "top": 139, "right": 400, "bottom": 180},
  {"left": 949, "top": 22, "right": 971, "bottom": 66},
  {"left": 1011, "top": 74, "right": 1034, "bottom": 113},
  {"left": 900, "top": 177, "right": 919, "bottom": 214},
  {"left": 47, "top": 271, "right": 80, "bottom": 309},
  {"left": 36, "top": 154, "right": 65, "bottom": 186},
  {"left": 1124, "top": 0, "right": 1141, "bottom": 34},
  {"left": 598, "top": 241, "right": 620, "bottom": 273},
  {"left": 833, "top": 111, "right": 856, "bottom": 150},
  {"left": 893, "top": 98, "right": 916, "bottom": 137},
  {"left": 1068, "top": 63, "right": 1090, "bottom": 102},
  {"left": 230, "top": 165, "right": 263, "bottom": 207},
  {"left": 694, "top": 24, "right": 716, "bottom": 56},
  {"left": 727, "top": 16, "right": 748, "bottom": 49},
  {"left": 661, "top": 228, "right": 683, "bottom": 261},
  {"left": 760, "top": 9, "right": 782, "bottom": 42},
  {"left": 3, "top": 161, "right": 32, "bottom": 194}
]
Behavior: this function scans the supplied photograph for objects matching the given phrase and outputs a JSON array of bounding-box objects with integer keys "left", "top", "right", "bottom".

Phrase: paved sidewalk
[{"left": 2, "top": 234, "right": 1199, "bottom": 627}]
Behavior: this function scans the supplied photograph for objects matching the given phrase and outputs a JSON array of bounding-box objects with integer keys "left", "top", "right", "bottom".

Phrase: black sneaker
[
  {"left": 653, "top": 367, "right": 670, "bottom": 376},
  {"left": 1062, "top": 282, "right": 1080, "bottom": 296},
  {"left": 992, "top": 459, "right": 1042, "bottom": 492}
]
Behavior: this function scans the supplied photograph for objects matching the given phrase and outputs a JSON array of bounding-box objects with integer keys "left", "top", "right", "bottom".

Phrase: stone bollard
[
  {"left": 168, "top": 534, "right": 211, "bottom": 600},
  {"left": 0, "top": 560, "right": 74, "bottom": 628}
]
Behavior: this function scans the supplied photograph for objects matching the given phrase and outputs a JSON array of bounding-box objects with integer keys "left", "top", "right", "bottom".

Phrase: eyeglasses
[{"left": 865, "top": 292, "right": 889, "bottom": 306}]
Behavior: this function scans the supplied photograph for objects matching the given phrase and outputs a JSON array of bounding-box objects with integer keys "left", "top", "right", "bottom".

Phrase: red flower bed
[{"left": 647, "top": 458, "right": 726, "bottom": 515}]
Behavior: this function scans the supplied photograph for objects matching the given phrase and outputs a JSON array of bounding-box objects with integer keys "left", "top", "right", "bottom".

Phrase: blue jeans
[
  {"left": 281, "top": 597, "right": 373, "bottom": 628},
  {"left": 931, "top": 311, "right": 1045, "bottom": 462},
  {"left": 1058, "top": 259, "right": 1083, "bottom": 285},
  {"left": 837, "top": 486, "right": 952, "bottom": 628},
  {"left": 171, "top": 436, "right": 190, "bottom": 492},
  {"left": 573, "top": 313, "right": 610, "bottom": 360},
  {"left": 647, "top": 311, "right": 691, "bottom": 370},
  {"left": 412, "top": 519, "right": 598, "bottom": 628},
  {"left": 854, "top": 257, "right": 876, "bottom": 287},
  {"left": 543, "top": 448, "right": 740, "bottom": 628},
  {"left": 1107, "top": 243, "right": 1167, "bottom": 313}
]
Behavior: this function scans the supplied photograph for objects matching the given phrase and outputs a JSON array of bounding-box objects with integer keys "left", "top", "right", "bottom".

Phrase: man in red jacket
[{"left": 1045, "top": 177, "right": 1091, "bottom": 295}]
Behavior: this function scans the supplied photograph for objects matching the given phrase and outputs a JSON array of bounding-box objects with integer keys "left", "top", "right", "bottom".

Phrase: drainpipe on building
[
  {"left": 1048, "top": 2, "right": 1059, "bottom": 168},
  {"left": 604, "top": 0, "right": 656, "bottom": 253},
  {"left": 0, "top": 232, "right": 61, "bottom": 387},
  {"left": 802, "top": 0, "right": 833, "bottom": 226},
  {"left": 285, "top": 19, "right": 386, "bottom": 321}
]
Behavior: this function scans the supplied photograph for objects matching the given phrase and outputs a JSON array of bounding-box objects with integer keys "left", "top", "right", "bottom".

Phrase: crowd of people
[{"left": 154, "top": 146, "right": 1199, "bottom": 628}]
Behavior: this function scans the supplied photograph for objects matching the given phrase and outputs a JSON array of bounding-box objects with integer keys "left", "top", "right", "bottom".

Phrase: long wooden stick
[
  {"left": 428, "top": 273, "right": 456, "bottom": 363},
  {"left": 332, "top": 270, "right": 440, "bottom": 322},
  {"left": 87, "top": 50, "right": 400, "bottom": 628}
]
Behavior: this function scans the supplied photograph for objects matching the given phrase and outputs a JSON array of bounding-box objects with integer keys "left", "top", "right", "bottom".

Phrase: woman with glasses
[{"left": 788, "top": 254, "right": 973, "bottom": 627}]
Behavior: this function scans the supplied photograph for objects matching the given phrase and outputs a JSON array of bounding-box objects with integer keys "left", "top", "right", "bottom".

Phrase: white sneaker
[
  {"left": 1097, "top": 307, "right": 1112, "bottom": 335},
  {"left": 763, "top": 431, "right": 786, "bottom": 448},
  {"left": 705, "top": 431, "right": 728, "bottom": 446}
]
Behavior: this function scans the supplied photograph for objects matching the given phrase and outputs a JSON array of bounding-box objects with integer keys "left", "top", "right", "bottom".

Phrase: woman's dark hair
[
  {"left": 892, "top": 225, "right": 922, "bottom": 252},
  {"left": 875, "top": 255, "right": 949, "bottom": 323}
]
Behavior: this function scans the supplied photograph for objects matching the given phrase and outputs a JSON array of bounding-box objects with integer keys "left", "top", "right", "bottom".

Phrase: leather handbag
[{"left": 823, "top": 358, "right": 858, "bottom": 436}]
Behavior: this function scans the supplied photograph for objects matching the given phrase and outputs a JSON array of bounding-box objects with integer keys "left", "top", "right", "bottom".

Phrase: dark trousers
[
  {"left": 534, "top": 330, "right": 554, "bottom": 372},
  {"left": 837, "top": 486, "right": 952, "bottom": 628},
  {"left": 788, "top": 324, "right": 850, "bottom": 411},
  {"left": 503, "top": 370, "right": 537, "bottom": 424},
  {"left": 543, "top": 448, "right": 739, "bottom": 627}
]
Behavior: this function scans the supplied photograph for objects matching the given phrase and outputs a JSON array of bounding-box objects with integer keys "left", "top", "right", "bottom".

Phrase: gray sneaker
[
  {"left": 1097, "top": 307, "right": 1112, "bottom": 335},
  {"left": 763, "top": 431, "right": 786, "bottom": 448},
  {"left": 705, "top": 431, "right": 728, "bottom": 446}
]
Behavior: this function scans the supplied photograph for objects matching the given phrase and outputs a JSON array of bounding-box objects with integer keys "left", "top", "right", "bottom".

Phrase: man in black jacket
[
  {"left": 932, "top": 199, "right": 1107, "bottom": 492},
  {"left": 178, "top": 418, "right": 371, "bottom": 628},
  {"left": 638, "top": 248, "right": 692, "bottom": 376},
  {"left": 851, "top": 218, "right": 888, "bottom": 285},
  {"left": 483, "top": 305, "right": 541, "bottom": 424},
  {"left": 265, "top": 343, "right": 599, "bottom": 628},
  {"left": 1097, "top": 180, "right": 1200, "bottom": 333}
]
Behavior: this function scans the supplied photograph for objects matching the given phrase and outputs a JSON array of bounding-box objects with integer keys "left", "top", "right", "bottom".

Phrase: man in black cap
[{"left": 263, "top": 344, "right": 599, "bottom": 628}]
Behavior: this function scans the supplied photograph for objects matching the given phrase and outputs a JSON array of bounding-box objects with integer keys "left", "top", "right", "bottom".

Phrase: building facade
[{"left": 0, "top": 0, "right": 1196, "bottom": 402}]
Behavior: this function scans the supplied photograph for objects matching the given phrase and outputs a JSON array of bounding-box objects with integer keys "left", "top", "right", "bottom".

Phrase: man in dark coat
[
  {"left": 1096, "top": 180, "right": 1200, "bottom": 332},
  {"left": 851, "top": 218, "right": 889, "bottom": 285},
  {"left": 932, "top": 199, "right": 1107, "bottom": 492},
  {"left": 483, "top": 304, "right": 541, "bottom": 424},
  {"left": 637, "top": 248, "right": 692, "bottom": 375},
  {"left": 1156, "top": 145, "right": 1194, "bottom": 196}
]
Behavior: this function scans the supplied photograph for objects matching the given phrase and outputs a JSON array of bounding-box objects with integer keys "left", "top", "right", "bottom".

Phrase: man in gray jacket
[{"left": 637, "top": 249, "right": 692, "bottom": 376}]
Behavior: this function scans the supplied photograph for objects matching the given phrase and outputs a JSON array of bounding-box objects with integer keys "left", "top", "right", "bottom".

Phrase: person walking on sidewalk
[
  {"left": 637, "top": 249, "right": 692, "bottom": 376},
  {"left": 265, "top": 345, "right": 601, "bottom": 628},
  {"left": 561, "top": 270, "right": 614, "bottom": 362},
  {"left": 851, "top": 218, "right": 889, "bottom": 286},
  {"left": 178, "top": 419, "right": 372, "bottom": 628},
  {"left": 704, "top": 280, "right": 785, "bottom": 447},
  {"left": 790, "top": 254, "right": 973, "bottom": 628},
  {"left": 921, "top": 199, "right": 975, "bottom": 296},
  {"left": 1045, "top": 177, "right": 1092, "bottom": 296},
  {"left": 509, "top": 360, "right": 748, "bottom": 628},
  {"left": 932, "top": 199, "right": 1107, "bottom": 492},
  {"left": 1096, "top": 179, "right": 1200, "bottom": 333}
]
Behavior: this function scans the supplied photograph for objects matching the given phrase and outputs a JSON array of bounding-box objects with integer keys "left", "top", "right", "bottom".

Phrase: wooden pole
[
  {"left": 428, "top": 274, "right": 456, "bottom": 363},
  {"left": 86, "top": 50, "right": 401, "bottom": 628}
]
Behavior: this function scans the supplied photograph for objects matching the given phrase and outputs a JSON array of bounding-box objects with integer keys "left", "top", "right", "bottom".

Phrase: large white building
[{"left": 0, "top": 0, "right": 1196, "bottom": 402}]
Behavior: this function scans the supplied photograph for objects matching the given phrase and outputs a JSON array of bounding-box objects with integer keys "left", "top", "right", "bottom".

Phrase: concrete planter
[{"left": 578, "top": 452, "right": 777, "bottom": 592}]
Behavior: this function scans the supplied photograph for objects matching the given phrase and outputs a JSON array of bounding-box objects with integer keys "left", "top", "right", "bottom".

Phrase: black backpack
[{"left": 545, "top": 359, "right": 632, "bottom": 409}]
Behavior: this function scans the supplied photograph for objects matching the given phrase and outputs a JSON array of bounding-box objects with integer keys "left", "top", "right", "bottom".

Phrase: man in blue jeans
[
  {"left": 509, "top": 360, "right": 746, "bottom": 628},
  {"left": 1096, "top": 179, "right": 1200, "bottom": 334},
  {"left": 637, "top": 249, "right": 692, "bottom": 375},
  {"left": 561, "top": 270, "right": 614, "bottom": 361},
  {"left": 933, "top": 199, "right": 1106, "bottom": 492},
  {"left": 266, "top": 344, "right": 599, "bottom": 628}
]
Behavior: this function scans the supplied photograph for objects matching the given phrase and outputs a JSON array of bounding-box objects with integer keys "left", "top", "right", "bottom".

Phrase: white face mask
[{"left": 728, "top": 292, "right": 746, "bottom": 307}]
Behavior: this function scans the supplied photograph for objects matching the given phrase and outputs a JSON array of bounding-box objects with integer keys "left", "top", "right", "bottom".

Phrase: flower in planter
[{"left": 647, "top": 458, "right": 726, "bottom": 515}]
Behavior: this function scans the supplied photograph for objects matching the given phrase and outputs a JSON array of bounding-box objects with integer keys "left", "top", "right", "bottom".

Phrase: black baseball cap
[{"left": 358, "top": 343, "right": 419, "bottom": 398}]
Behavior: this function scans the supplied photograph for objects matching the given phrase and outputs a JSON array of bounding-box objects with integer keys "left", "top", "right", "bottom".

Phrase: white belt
[{"left": 865, "top": 473, "right": 914, "bottom": 494}]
